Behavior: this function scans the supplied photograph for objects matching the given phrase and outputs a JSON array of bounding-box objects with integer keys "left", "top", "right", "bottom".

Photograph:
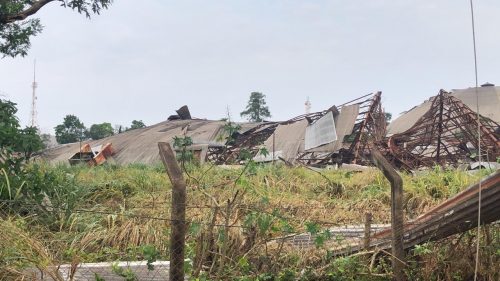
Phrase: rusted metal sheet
[
  {"left": 68, "top": 143, "right": 115, "bottom": 166},
  {"left": 333, "top": 170, "right": 500, "bottom": 256},
  {"left": 93, "top": 143, "right": 114, "bottom": 165}
]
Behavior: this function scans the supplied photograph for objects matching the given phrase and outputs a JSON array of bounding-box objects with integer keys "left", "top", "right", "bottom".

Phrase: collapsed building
[
  {"left": 42, "top": 93, "right": 387, "bottom": 167},
  {"left": 383, "top": 85, "right": 500, "bottom": 170},
  {"left": 42, "top": 118, "right": 255, "bottom": 165},
  {"left": 44, "top": 85, "right": 498, "bottom": 170},
  {"left": 209, "top": 92, "right": 386, "bottom": 166}
]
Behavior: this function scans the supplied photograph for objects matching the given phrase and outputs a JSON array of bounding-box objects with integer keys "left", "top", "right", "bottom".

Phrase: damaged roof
[
  {"left": 42, "top": 93, "right": 386, "bottom": 167},
  {"left": 388, "top": 85, "right": 500, "bottom": 136},
  {"left": 382, "top": 90, "right": 500, "bottom": 170},
  {"left": 42, "top": 119, "right": 260, "bottom": 165}
]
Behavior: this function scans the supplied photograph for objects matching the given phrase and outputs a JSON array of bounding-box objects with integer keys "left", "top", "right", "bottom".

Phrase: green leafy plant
[
  {"left": 111, "top": 263, "right": 138, "bottom": 281},
  {"left": 94, "top": 273, "right": 105, "bottom": 281},
  {"left": 220, "top": 120, "right": 242, "bottom": 145},
  {"left": 141, "top": 245, "right": 159, "bottom": 270},
  {"left": 314, "top": 229, "right": 332, "bottom": 248},
  {"left": 259, "top": 147, "right": 269, "bottom": 158},
  {"left": 326, "top": 256, "right": 364, "bottom": 281},
  {"left": 238, "top": 148, "right": 253, "bottom": 162},
  {"left": 305, "top": 221, "right": 320, "bottom": 235},
  {"left": 413, "top": 243, "right": 432, "bottom": 256},
  {"left": 173, "top": 135, "right": 194, "bottom": 163}
]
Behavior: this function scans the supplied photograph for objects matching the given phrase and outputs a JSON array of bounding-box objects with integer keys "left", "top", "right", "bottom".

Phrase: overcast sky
[{"left": 1, "top": 0, "right": 499, "bottom": 134}]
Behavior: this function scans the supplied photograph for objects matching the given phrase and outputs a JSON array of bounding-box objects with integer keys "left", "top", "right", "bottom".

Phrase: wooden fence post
[
  {"left": 370, "top": 148, "right": 405, "bottom": 281},
  {"left": 159, "top": 142, "right": 187, "bottom": 281},
  {"left": 364, "top": 212, "right": 372, "bottom": 250}
]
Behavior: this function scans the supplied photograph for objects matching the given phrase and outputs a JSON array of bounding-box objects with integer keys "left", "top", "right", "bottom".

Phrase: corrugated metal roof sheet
[
  {"left": 42, "top": 120, "right": 260, "bottom": 165},
  {"left": 387, "top": 101, "right": 432, "bottom": 136},
  {"left": 259, "top": 119, "right": 308, "bottom": 163},
  {"left": 451, "top": 86, "right": 500, "bottom": 122}
]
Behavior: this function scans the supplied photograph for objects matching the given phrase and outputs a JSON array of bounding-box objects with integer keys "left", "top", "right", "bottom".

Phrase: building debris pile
[
  {"left": 382, "top": 90, "right": 500, "bottom": 170},
  {"left": 68, "top": 143, "right": 115, "bottom": 166},
  {"left": 207, "top": 92, "right": 387, "bottom": 166},
  {"left": 43, "top": 86, "right": 499, "bottom": 171},
  {"left": 296, "top": 92, "right": 386, "bottom": 167}
]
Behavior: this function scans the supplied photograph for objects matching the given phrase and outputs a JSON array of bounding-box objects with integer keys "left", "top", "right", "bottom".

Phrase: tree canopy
[
  {"left": 130, "top": 120, "right": 146, "bottom": 130},
  {"left": 54, "top": 114, "right": 86, "bottom": 144},
  {"left": 0, "top": 98, "right": 20, "bottom": 147},
  {"left": 385, "top": 112, "right": 392, "bottom": 124},
  {"left": 0, "top": 0, "right": 113, "bottom": 58},
  {"left": 16, "top": 126, "right": 44, "bottom": 158},
  {"left": 0, "top": 99, "right": 43, "bottom": 158},
  {"left": 89, "top": 122, "right": 113, "bottom": 140},
  {"left": 240, "top": 92, "right": 271, "bottom": 122}
]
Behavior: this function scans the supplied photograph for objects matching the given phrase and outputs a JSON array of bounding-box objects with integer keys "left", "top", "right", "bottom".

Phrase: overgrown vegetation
[{"left": 0, "top": 154, "right": 498, "bottom": 280}]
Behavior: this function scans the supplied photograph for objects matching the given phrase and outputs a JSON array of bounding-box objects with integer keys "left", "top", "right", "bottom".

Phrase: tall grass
[{"left": 0, "top": 162, "right": 496, "bottom": 280}]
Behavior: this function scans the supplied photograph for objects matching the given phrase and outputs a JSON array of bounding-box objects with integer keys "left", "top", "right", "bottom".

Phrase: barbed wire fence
[
  {"left": 1, "top": 191, "right": 493, "bottom": 281},
  {"left": 0, "top": 142, "right": 497, "bottom": 280},
  {"left": 0, "top": 201, "right": 495, "bottom": 280}
]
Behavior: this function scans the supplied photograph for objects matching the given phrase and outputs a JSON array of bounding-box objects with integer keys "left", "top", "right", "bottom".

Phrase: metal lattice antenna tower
[
  {"left": 30, "top": 59, "right": 38, "bottom": 128},
  {"left": 305, "top": 96, "right": 311, "bottom": 114}
]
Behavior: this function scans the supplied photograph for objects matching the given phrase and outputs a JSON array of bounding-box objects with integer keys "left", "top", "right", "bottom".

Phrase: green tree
[
  {"left": 16, "top": 126, "right": 44, "bottom": 159},
  {"left": 54, "top": 114, "right": 86, "bottom": 144},
  {"left": 240, "top": 92, "right": 271, "bottom": 122},
  {"left": 0, "top": 98, "right": 20, "bottom": 147},
  {"left": 385, "top": 112, "right": 392, "bottom": 123},
  {"left": 130, "top": 120, "right": 146, "bottom": 130},
  {"left": 0, "top": 99, "right": 43, "bottom": 158},
  {"left": 89, "top": 122, "right": 114, "bottom": 140},
  {"left": 0, "top": 0, "right": 112, "bottom": 58}
]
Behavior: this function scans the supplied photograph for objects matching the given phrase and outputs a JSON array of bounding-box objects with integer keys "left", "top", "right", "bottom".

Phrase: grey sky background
[{"left": 1, "top": 0, "right": 499, "bottom": 134}]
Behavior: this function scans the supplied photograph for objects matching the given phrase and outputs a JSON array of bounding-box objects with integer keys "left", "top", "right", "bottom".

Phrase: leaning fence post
[
  {"left": 364, "top": 212, "right": 372, "bottom": 250},
  {"left": 370, "top": 148, "right": 405, "bottom": 281},
  {"left": 159, "top": 142, "right": 187, "bottom": 281}
]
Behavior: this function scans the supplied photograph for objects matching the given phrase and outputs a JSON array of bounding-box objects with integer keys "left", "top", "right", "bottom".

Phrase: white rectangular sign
[{"left": 304, "top": 111, "right": 337, "bottom": 150}]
